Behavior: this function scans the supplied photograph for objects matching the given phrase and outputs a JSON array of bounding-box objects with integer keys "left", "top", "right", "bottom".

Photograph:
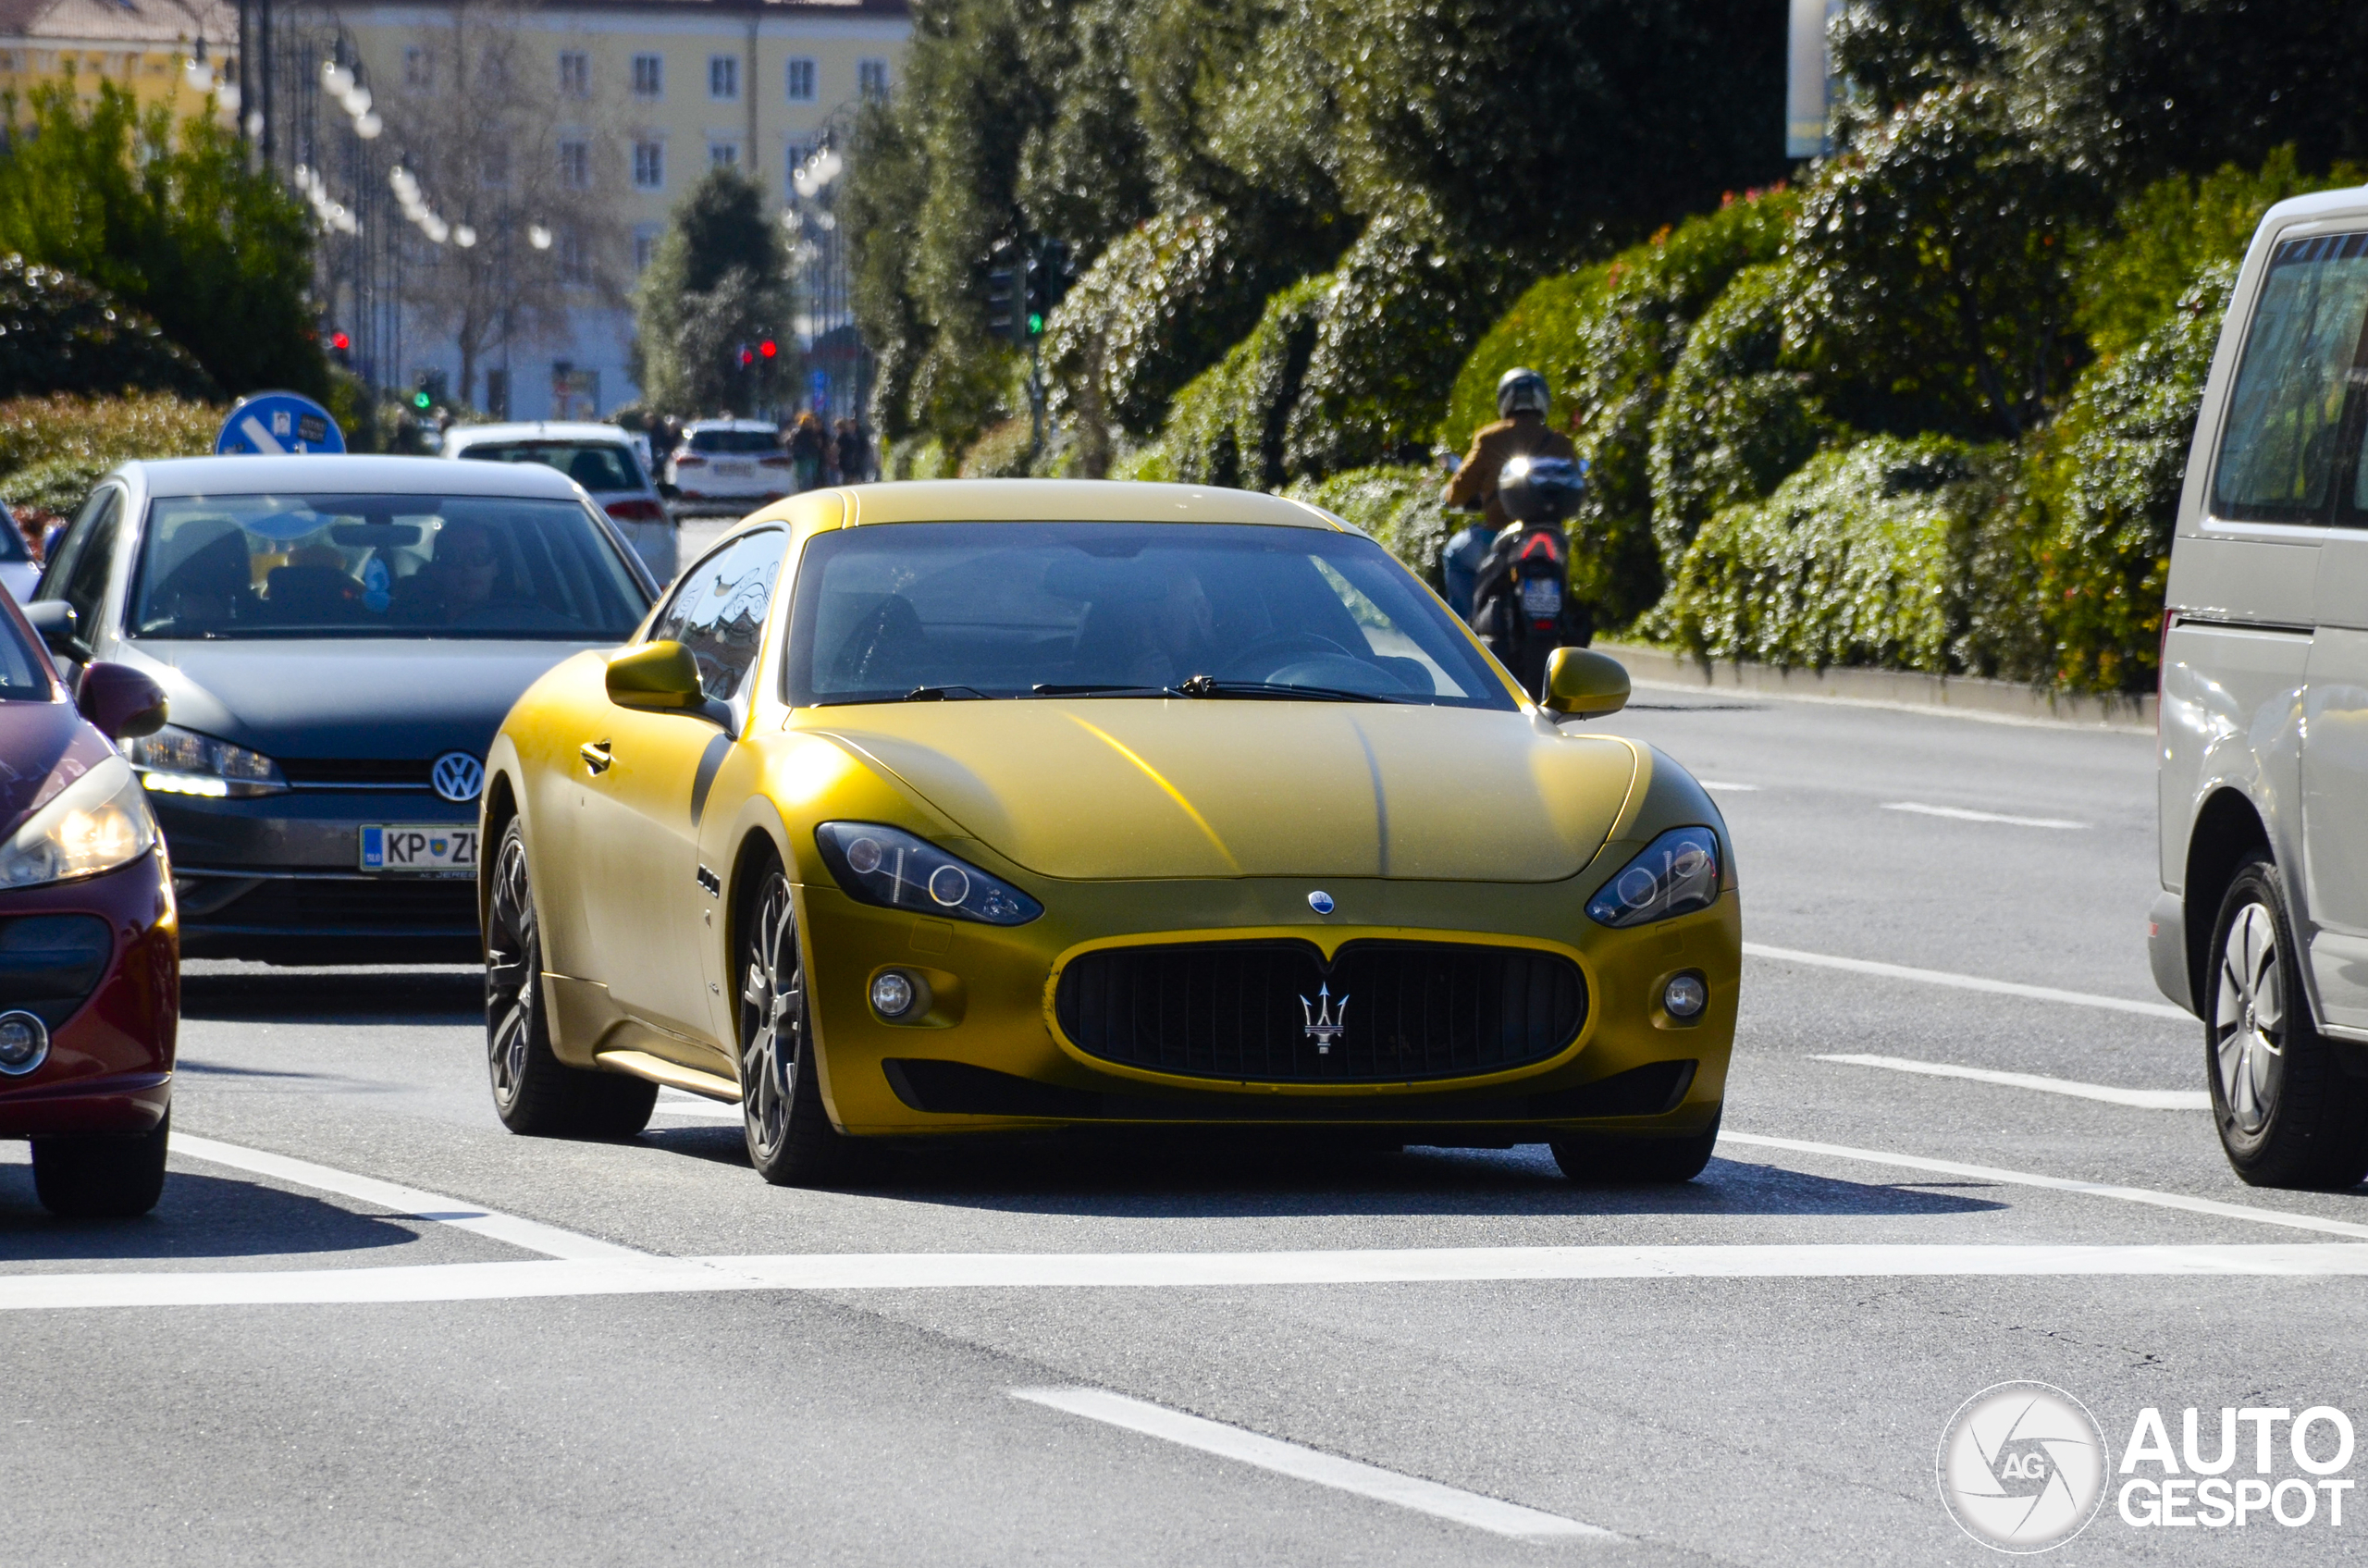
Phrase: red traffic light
[
  {"left": 758, "top": 340, "right": 777, "bottom": 359},
  {"left": 330, "top": 331, "right": 351, "bottom": 352},
  {"left": 738, "top": 349, "right": 754, "bottom": 367}
]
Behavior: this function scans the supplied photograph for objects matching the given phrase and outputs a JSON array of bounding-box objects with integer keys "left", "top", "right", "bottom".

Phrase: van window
[{"left": 2214, "top": 233, "right": 2368, "bottom": 524}]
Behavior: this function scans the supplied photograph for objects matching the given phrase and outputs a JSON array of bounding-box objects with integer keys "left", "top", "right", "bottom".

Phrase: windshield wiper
[
  {"left": 1030, "top": 682, "right": 1186, "bottom": 698},
  {"left": 1178, "top": 675, "right": 1398, "bottom": 703},
  {"left": 900, "top": 685, "right": 995, "bottom": 701}
]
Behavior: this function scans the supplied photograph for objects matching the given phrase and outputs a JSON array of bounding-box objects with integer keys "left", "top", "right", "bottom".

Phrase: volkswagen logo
[{"left": 431, "top": 752, "right": 485, "bottom": 804}]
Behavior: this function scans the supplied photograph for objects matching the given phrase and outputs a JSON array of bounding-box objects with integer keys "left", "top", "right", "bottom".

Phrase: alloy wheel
[
  {"left": 2214, "top": 898, "right": 2285, "bottom": 1136},
  {"left": 486, "top": 830, "right": 538, "bottom": 1110},
  {"left": 740, "top": 870, "right": 804, "bottom": 1160}
]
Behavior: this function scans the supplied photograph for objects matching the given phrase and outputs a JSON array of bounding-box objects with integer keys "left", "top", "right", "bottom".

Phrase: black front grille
[
  {"left": 278, "top": 759, "right": 433, "bottom": 787},
  {"left": 0, "top": 915, "right": 111, "bottom": 1026},
  {"left": 1055, "top": 939, "right": 1586, "bottom": 1083},
  {"left": 200, "top": 877, "right": 477, "bottom": 934}
]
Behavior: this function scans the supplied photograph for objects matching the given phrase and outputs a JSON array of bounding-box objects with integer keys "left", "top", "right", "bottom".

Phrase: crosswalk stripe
[
  {"left": 1745, "top": 943, "right": 2190, "bottom": 1019},
  {"left": 1813, "top": 1053, "right": 2211, "bottom": 1109}
]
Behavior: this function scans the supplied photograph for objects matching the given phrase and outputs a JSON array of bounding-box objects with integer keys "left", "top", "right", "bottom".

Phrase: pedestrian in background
[
  {"left": 835, "top": 418, "right": 871, "bottom": 485},
  {"left": 787, "top": 411, "right": 828, "bottom": 492}
]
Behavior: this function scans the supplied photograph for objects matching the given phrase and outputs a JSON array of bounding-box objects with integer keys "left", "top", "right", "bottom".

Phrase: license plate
[
  {"left": 714, "top": 461, "right": 753, "bottom": 477},
  {"left": 361, "top": 824, "right": 478, "bottom": 872}
]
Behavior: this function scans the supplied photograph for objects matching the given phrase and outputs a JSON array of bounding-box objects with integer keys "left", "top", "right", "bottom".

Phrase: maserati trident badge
[
  {"left": 1307, "top": 890, "right": 1335, "bottom": 915},
  {"left": 1301, "top": 982, "right": 1349, "bottom": 1053}
]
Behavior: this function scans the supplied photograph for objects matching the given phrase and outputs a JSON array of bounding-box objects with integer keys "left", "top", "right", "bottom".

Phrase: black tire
[
  {"left": 2204, "top": 858, "right": 2368, "bottom": 1190},
  {"left": 1550, "top": 1108, "right": 1720, "bottom": 1184},
  {"left": 34, "top": 1109, "right": 169, "bottom": 1218},
  {"left": 485, "top": 820, "right": 657, "bottom": 1140},
  {"left": 737, "top": 858, "right": 858, "bottom": 1186}
]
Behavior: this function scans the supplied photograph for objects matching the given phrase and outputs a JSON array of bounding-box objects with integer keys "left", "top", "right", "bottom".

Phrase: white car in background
[
  {"left": 442, "top": 422, "right": 678, "bottom": 584},
  {"left": 664, "top": 419, "right": 790, "bottom": 515}
]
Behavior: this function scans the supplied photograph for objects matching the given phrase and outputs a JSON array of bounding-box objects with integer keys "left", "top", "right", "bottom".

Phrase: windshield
[
  {"left": 783, "top": 522, "right": 1514, "bottom": 710},
  {"left": 688, "top": 429, "right": 779, "bottom": 454},
  {"left": 0, "top": 517, "right": 28, "bottom": 563},
  {"left": 130, "top": 492, "right": 650, "bottom": 641},
  {"left": 460, "top": 440, "right": 647, "bottom": 493},
  {"left": 0, "top": 605, "right": 47, "bottom": 697}
]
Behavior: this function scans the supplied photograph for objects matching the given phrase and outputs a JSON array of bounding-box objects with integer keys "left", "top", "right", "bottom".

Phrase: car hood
[
  {"left": 118, "top": 639, "right": 608, "bottom": 759},
  {"left": 0, "top": 700, "right": 109, "bottom": 835},
  {"left": 809, "top": 700, "right": 1639, "bottom": 882}
]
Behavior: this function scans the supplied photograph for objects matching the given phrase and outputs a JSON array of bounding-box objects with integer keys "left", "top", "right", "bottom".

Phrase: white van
[{"left": 2154, "top": 189, "right": 2368, "bottom": 1190}]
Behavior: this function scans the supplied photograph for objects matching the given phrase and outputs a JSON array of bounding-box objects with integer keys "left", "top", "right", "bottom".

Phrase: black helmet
[
  {"left": 1496, "top": 367, "right": 1549, "bottom": 419},
  {"left": 1498, "top": 454, "right": 1585, "bottom": 523}
]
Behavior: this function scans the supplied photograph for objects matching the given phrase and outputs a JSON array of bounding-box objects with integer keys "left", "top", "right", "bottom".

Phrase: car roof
[
  {"left": 838, "top": 479, "right": 1343, "bottom": 529},
  {"left": 683, "top": 419, "right": 778, "bottom": 433},
  {"left": 126, "top": 454, "right": 588, "bottom": 500},
  {"left": 2260, "top": 186, "right": 2368, "bottom": 232},
  {"left": 444, "top": 422, "right": 635, "bottom": 448}
]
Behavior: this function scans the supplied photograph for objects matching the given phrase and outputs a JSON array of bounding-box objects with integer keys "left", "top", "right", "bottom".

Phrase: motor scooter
[{"left": 1465, "top": 455, "right": 1591, "bottom": 698}]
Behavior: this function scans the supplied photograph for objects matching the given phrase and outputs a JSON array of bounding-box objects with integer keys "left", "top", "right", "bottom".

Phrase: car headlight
[
  {"left": 0, "top": 755, "right": 157, "bottom": 889},
  {"left": 123, "top": 724, "right": 286, "bottom": 797},
  {"left": 815, "top": 822, "right": 1042, "bottom": 926},
  {"left": 1585, "top": 826, "right": 1721, "bottom": 928}
]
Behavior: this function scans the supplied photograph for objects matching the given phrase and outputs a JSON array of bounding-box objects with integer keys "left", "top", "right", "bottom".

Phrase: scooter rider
[
  {"left": 1440, "top": 367, "right": 1576, "bottom": 616},
  {"left": 1467, "top": 454, "right": 1593, "bottom": 698}
]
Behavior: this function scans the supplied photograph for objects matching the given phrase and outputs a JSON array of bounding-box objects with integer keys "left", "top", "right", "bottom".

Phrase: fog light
[
  {"left": 1661, "top": 973, "right": 1708, "bottom": 1020},
  {"left": 0, "top": 1010, "right": 49, "bottom": 1074},
  {"left": 870, "top": 970, "right": 923, "bottom": 1019}
]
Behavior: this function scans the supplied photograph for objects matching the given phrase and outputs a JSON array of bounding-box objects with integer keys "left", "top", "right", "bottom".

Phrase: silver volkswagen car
[
  {"left": 28, "top": 455, "right": 656, "bottom": 962},
  {"left": 2153, "top": 188, "right": 2368, "bottom": 1190}
]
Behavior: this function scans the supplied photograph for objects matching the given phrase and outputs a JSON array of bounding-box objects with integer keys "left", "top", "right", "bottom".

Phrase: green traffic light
[
  {"left": 413, "top": 391, "right": 432, "bottom": 409},
  {"left": 1027, "top": 313, "right": 1044, "bottom": 335}
]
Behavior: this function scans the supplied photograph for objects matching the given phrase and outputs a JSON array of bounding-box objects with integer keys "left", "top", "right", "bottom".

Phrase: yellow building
[
  {"left": 0, "top": 0, "right": 239, "bottom": 120},
  {"left": 311, "top": 0, "right": 907, "bottom": 418}
]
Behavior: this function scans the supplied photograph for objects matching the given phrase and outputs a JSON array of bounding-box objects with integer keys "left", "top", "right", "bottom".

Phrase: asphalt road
[{"left": 6, "top": 685, "right": 2363, "bottom": 1566}]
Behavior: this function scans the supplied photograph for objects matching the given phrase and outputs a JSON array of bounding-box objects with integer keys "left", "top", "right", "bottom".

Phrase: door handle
[{"left": 580, "top": 740, "right": 612, "bottom": 775}]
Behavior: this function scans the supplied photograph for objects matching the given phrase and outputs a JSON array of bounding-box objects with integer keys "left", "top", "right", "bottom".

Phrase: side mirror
[
  {"left": 1541, "top": 647, "right": 1630, "bottom": 721},
  {"left": 656, "top": 481, "right": 682, "bottom": 501},
  {"left": 22, "top": 599, "right": 76, "bottom": 657},
  {"left": 77, "top": 661, "right": 166, "bottom": 740},
  {"left": 606, "top": 639, "right": 706, "bottom": 710}
]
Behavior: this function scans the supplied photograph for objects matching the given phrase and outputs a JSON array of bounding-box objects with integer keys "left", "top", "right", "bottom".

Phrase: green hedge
[
  {"left": 1160, "top": 274, "right": 1329, "bottom": 489},
  {"left": 1281, "top": 463, "right": 1452, "bottom": 591},
  {"left": 0, "top": 256, "right": 215, "bottom": 401},
  {"left": 1661, "top": 436, "right": 2018, "bottom": 674},
  {"left": 1646, "top": 261, "right": 1841, "bottom": 560}
]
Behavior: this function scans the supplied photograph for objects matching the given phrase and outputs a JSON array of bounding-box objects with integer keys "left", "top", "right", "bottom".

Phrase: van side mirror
[
  {"left": 606, "top": 640, "right": 706, "bottom": 710},
  {"left": 1541, "top": 647, "right": 1630, "bottom": 721},
  {"left": 76, "top": 661, "right": 166, "bottom": 740},
  {"left": 22, "top": 599, "right": 75, "bottom": 657}
]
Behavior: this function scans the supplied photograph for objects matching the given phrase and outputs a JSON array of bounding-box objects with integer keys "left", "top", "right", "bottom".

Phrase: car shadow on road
[
  {"left": 635, "top": 1124, "right": 2005, "bottom": 1218},
  {"left": 0, "top": 1167, "right": 426, "bottom": 1261},
  {"left": 181, "top": 966, "right": 482, "bottom": 1027}
]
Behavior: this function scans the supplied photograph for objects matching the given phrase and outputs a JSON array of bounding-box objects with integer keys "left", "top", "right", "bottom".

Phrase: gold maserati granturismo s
[{"left": 478, "top": 479, "right": 1739, "bottom": 1186}]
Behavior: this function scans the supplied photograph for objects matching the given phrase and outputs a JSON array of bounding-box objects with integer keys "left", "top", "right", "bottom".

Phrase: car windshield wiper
[
  {"left": 900, "top": 685, "right": 995, "bottom": 701},
  {"left": 1030, "top": 683, "right": 1187, "bottom": 698},
  {"left": 1178, "top": 675, "right": 1400, "bottom": 703}
]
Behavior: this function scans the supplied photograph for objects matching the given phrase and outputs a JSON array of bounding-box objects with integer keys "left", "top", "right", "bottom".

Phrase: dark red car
[{"left": 0, "top": 594, "right": 175, "bottom": 1217}]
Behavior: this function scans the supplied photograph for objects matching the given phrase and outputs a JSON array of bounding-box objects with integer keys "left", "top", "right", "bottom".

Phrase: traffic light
[
  {"left": 1024, "top": 240, "right": 1069, "bottom": 340},
  {"left": 985, "top": 252, "right": 1019, "bottom": 344},
  {"left": 328, "top": 330, "right": 352, "bottom": 368},
  {"left": 758, "top": 340, "right": 778, "bottom": 359}
]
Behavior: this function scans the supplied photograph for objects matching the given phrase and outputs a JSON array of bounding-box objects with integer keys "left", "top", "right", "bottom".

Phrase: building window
[
  {"left": 709, "top": 141, "right": 738, "bottom": 170},
  {"left": 857, "top": 58, "right": 888, "bottom": 100},
  {"left": 558, "top": 50, "right": 587, "bottom": 97},
  {"left": 633, "top": 227, "right": 660, "bottom": 275},
  {"left": 559, "top": 228, "right": 589, "bottom": 286},
  {"left": 403, "top": 45, "right": 430, "bottom": 91},
  {"left": 631, "top": 53, "right": 661, "bottom": 98},
  {"left": 785, "top": 56, "right": 815, "bottom": 102},
  {"left": 708, "top": 54, "right": 737, "bottom": 101},
  {"left": 633, "top": 140, "right": 663, "bottom": 190},
  {"left": 559, "top": 139, "right": 589, "bottom": 190}
]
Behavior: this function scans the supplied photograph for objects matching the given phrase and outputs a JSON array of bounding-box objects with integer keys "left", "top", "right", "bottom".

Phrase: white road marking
[
  {"left": 1814, "top": 1053, "right": 2212, "bottom": 1110},
  {"left": 172, "top": 1134, "right": 646, "bottom": 1262},
  {"left": 1010, "top": 1386, "right": 1617, "bottom": 1540},
  {"left": 14, "top": 1243, "right": 2368, "bottom": 1310},
  {"left": 1719, "top": 1131, "right": 2368, "bottom": 1240},
  {"left": 1699, "top": 781, "right": 1758, "bottom": 792},
  {"left": 1743, "top": 941, "right": 2190, "bottom": 1019},
  {"left": 1881, "top": 801, "right": 2088, "bottom": 830}
]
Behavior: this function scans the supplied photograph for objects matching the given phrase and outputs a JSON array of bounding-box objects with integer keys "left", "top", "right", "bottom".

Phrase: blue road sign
[{"left": 216, "top": 391, "right": 346, "bottom": 456}]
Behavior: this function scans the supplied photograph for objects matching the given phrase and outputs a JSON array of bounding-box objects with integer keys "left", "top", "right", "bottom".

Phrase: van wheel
[
  {"left": 1550, "top": 1109, "right": 1720, "bottom": 1184},
  {"left": 33, "top": 1110, "right": 169, "bottom": 1218},
  {"left": 486, "top": 821, "right": 656, "bottom": 1139},
  {"left": 2206, "top": 858, "right": 2368, "bottom": 1189}
]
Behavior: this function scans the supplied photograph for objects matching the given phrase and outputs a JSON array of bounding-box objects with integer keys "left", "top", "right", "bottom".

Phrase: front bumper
[
  {"left": 794, "top": 873, "right": 1740, "bottom": 1141},
  {"left": 0, "top": 851, "right": 177, "bottom": 1138},
  {"left": 152, "top": 787, "right": 479, "bottom": 960}
]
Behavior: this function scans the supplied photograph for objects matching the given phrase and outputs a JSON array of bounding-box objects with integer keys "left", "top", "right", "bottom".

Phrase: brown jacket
[{"left": 1445, "top": 415, "right": 1578, "bottom": 529}]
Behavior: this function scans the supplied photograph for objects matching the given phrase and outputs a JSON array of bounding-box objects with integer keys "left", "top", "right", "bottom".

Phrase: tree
[
  {"left": 635, "top": 168, "right": 794, "bottom": 416},
  {"left": 0, "top": 80, "right": 321, "bottom": 396},
  {"left": 378, "top": 6, "right": 625, "bottom": 409}
]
